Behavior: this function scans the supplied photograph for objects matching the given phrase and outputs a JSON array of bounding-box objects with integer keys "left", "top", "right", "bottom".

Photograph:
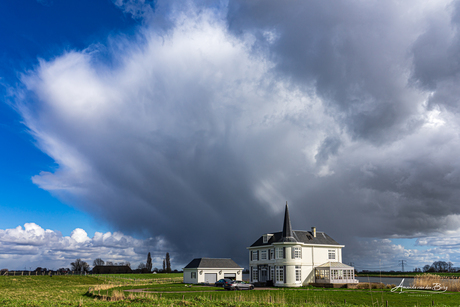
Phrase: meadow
[{"left": 2, "top": 273, "right": 460, "bottom": 306}]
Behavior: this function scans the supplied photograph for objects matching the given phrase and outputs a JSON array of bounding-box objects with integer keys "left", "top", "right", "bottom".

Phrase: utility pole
[{"left": 399, "top": 260, "right": 407, "bottom": 272}]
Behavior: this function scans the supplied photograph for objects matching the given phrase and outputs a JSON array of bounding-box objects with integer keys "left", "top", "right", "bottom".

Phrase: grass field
[{"left": 2, "top": 273, "right": 460, "bottom": 306}]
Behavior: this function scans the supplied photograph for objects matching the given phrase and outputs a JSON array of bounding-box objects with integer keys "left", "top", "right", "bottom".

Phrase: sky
[{"left": 2, "top": 0, "right": 460, "bottom": 272}]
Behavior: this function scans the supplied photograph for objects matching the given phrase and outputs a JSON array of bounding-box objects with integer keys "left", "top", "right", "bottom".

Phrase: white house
[
  {"left": 248, "top": 203, "right": 357, "bottom": 287},
  {"left": 183, "top": 258, "right": 243, "bottom": 284}
]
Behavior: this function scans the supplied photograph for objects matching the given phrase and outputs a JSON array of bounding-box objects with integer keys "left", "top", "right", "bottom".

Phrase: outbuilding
[{"left": 183, "top": 258, "right": 243, "bottom": 284}]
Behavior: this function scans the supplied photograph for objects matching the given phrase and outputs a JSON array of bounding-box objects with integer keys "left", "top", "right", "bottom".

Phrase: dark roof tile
[
  {"left": 250, "top": 230, "right": 339, "bottom": 247},
  {"left": 184, "top": 258, "right": 242, "bottom": 269}
]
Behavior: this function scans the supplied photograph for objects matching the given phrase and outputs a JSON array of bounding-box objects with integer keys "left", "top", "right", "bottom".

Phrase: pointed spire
[{"left": 282, "top": 201, "right": 294, "bottom": 239}]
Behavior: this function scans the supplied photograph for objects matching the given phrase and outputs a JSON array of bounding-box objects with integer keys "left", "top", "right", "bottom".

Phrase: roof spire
[{"left": 282, "top": 201, "right": 294, "bottom": 239}]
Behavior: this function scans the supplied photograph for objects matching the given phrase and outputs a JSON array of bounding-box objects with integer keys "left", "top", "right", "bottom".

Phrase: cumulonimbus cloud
[{"left": 9, "top": 0, "right": 460, "bottom": 268}]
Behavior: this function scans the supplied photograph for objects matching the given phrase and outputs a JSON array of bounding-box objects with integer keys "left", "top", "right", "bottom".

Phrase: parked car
[
  {"left": 215, "top": 278, "right": 233, "bottom": 287},
  {"left": 224, "top": 280, "right": 254, "bottom": 290}
]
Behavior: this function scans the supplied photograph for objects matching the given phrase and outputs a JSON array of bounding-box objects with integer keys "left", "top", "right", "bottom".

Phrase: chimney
[{"left": 312, "top": 227, "right": 316, "bottom": 238}]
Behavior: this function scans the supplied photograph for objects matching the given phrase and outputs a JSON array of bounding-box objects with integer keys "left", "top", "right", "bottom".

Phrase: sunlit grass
[{"left": 3, "top": 273, "right": 460, "bottom": 306}]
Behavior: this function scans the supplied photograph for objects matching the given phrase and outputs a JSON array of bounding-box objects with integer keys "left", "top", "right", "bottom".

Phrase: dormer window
[{"left": 263, "top": 234, "right": 273, "bottom": 244}]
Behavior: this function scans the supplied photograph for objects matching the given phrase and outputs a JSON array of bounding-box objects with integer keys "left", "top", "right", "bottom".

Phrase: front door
[{"left": 260, "top": 268, "right": 268, "bottom": 282}]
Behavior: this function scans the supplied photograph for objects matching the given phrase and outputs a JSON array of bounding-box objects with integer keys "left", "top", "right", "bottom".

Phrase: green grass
[
  {"left": 2, "top": 273, "right": 460, "bottom": 306},
  {"left": 357, "top": 272, "right": 460, "bottom": 277}
]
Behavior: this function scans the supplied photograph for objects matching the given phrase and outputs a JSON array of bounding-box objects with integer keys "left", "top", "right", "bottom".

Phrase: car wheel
[{"left": 250, "top": 286, "right": 254, "bottom": 290}]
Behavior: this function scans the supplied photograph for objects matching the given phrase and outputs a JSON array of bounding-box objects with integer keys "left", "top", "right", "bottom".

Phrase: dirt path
[{"left": 124, "top": 287, "right": 277, "bottom": 293}]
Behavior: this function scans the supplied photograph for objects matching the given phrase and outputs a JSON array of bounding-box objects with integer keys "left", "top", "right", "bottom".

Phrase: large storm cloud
[{"left": 10, "top": 0, "right": 460, "bottom": 268}]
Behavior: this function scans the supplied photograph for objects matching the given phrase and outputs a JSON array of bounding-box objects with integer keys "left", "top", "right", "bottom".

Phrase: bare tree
[
  {"left": 93, "top": 258, "right": 105, "bottom": 267},
  {"left": 138, "top": 263, "right": 146, "bottom": 270},
  {"left": 432, "top": 261, "right": 449, "bottom": 272},
  {"left": 162, "top": 259, "right": 165, "bottom": 272},
  {"left": 70, "top": 259, "right": 89, "bottom": 272},
  {"left": 146, "top": 252, "right": 152, "bottom": 272}
]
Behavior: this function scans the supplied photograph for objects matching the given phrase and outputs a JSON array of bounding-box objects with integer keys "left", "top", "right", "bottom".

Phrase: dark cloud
[
  {"left": 411, "top": 1, "right": 460, "bottom": 113},
  {"left": 9, "top": 0, "right": 460, "bottom": 269},
  {"left": 227, "top": 0, "right": 430, "bottom": 143}
]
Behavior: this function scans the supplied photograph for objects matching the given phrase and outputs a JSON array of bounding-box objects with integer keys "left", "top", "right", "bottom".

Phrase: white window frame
[
  {"left": 276, "top": 247, "right": 284, "bottom": 259},
  {"left": 292, "top": 247, "right": 302, "bottom": 259},
  {"left": 276, "top": 266, "right": 284, "bottom": 283},
  {"left": 252, "top": 268, "right": 258, "bottom": 281},
  {"left": 252, "top": 250, "right": 259, "bottom": 261},
  {"left": 328, "top": 250, "right": 336, "bottom": 260},
  {"left": 261, "top": 250, "right": 267, "bottom": 260},
  {"left": 191, "top": 272, "right": 196, "bottom": 279},
  {"left": 295, "top": 265, "right": 301, "bottom": 282}
]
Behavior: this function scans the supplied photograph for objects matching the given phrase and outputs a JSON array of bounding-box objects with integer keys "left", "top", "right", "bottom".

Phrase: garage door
[
  {"left": 204, "top": 273, "right": 217, "bottom": 283},
  {"left": 224, "top": 273, "right": 236, "bottom": 280}
]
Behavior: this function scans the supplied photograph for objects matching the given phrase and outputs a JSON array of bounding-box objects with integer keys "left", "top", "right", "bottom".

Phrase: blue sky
[
  {"left": 2, "top": 0, "right": 460, "bottom": 271},
  {"left": 0, "top": 0, "right": 137, "bottom": 236}
]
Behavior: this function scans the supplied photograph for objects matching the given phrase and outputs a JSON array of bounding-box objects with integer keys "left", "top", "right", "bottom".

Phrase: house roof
[
  {"left": 250, "top": 230, "right": 339, "bottom": 247},
  {"left": 250, "top": 203, "right": 340, "bottom": 247},
  {"left": 184, "top": 258, "right": 242, "bottom": 269},
  {"left": 317, "top": 262, "right": 354, "bottom": 268},
  {"left": 281, "top": 202, "right": 296, "bottom": 242}
]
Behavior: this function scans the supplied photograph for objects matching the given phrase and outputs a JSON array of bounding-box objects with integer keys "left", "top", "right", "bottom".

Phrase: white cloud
[
  {"left": 0, "top": 223, "right": 167, "bottom": 270},
  {"left": 10, "top": 0, "right": 460, "bottom": 269}
]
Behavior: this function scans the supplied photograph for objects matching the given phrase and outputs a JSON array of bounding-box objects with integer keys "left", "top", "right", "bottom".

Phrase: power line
[{"left": 399, "top": 260, "right": 407, "bottom": 272}]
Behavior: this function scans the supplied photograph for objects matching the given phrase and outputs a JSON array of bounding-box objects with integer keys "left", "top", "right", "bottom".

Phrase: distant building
[
  {"left": 183, "top": 258, "right": 243, "bottom": 284},
  {"left": 92, "top": 265, "right": 132, "bottom": 274},
  {"left": 248, "top": 203, "right": 357, "bottom": 287}
]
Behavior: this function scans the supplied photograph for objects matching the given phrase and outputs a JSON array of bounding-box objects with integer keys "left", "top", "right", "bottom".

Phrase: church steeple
[{"left": 282, "top": 201, "right": 294, "bottom": 239}]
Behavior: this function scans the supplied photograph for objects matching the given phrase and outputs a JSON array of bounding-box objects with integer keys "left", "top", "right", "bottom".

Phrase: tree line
[
  {"left": 137, "top": 252, "right": 173, "bottom": 273},
  {"left": 414, "top": 261, "right": 456, "bottom": 273},
  {"left": 68, "top": 252, "right": 173, "bottom": 273}
]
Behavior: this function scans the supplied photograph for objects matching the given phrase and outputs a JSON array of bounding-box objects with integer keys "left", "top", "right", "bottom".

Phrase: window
[
  {"left": 252, "top": 268, "right": 258, "bottom": 281},
  {"left": 252, "top": 250, "right": 259, "bottom": 261},
  {"left": 270, "top": 249, "right": 274, "bottom": 260},
  {"left": 261, "top": 250, "right": 267, "bottom": 260},
  {"left": 191, "top": 272, "right": 196, "bottom": 279},
  {"left": 328, "top": 250, "right": 336, "bottom": 260},
  {"left": 316, "top": 269, "right": 328, "bottom": 279},
  {"left": 270, "top": 267, "right": 274, "bottom": 280},
  {"left": 276, "top": 266, "right": 284, "bottom": 283},
  {"left": 276, "top": 247, "right": 284, "bottom": 259},
  {"left": 263, "top": 234, "right": 273, "bottom": 243},
  {"left": 292, "top": 247, "right": 302, "bottom": 259},
  {"left": 295, "top": 266, "right": 301, "bottom": 282}
]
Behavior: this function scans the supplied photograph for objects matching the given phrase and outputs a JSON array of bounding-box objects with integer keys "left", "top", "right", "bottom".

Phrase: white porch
[{"left": 315, "top": 262, "right": 358, "bottom": 284}]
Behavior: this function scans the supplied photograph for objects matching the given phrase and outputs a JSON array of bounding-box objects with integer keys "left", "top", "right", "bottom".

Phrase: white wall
[{"left": 183, "top": 268, "right": 242, "bottom": 284}]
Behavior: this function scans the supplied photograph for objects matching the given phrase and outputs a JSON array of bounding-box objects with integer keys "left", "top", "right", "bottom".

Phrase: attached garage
[
  {"left": 204, "top": 273, "right": 217, "bottom": 283},
  {"left": 224, "top": 273, "right": 236, "bottom": 279},
  {"left": 183, "top": 258, "right": 243, "bottom": 284}
]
